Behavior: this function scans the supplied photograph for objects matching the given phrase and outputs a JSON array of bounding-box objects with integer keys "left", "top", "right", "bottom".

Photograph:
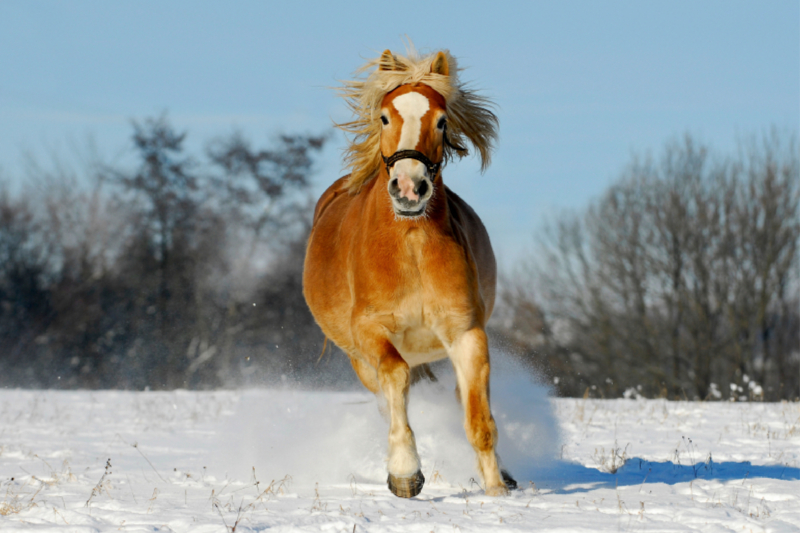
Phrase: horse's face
[{"left": 379, "top": 83, "right": 447, "bottom": 217}]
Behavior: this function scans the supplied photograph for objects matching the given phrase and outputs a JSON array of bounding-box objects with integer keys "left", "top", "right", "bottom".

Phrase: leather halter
[
  {"left": 381, "top": 125, "right": 465, "bottom": 178},
  {"left": 382, "top": 150, "right": 441, "bottom": 178}
]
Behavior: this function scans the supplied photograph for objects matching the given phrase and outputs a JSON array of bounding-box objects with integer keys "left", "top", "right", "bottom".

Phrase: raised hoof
[
  {"left": 501, "top": 469, "right": 518, "bottom": 490},
  {"left": 387, "top": 470, "right": 425, "bottom": 498}
]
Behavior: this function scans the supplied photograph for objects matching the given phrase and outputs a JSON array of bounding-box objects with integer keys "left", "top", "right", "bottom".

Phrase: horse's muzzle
[
  {"left": 388, "top": 173, "right": 432, "bottom": 217},
  {"left": 384, "top": 150, "right": 437, "bottom": 217}
]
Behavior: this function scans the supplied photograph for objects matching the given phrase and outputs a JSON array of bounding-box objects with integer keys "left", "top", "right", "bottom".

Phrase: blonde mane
[{"left": 336, "top": 47, "right": 499, "bottom": 193}]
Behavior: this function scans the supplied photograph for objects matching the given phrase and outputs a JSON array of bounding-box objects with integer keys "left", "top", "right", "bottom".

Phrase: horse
[{"left": 303, "top": 47, "right": 515, "bottom": 498}]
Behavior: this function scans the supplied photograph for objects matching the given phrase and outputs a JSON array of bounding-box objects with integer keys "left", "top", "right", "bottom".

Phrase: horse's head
[
  {"left": 379, "top": 51, "right": 450, "bottom": 218},
  {"left": 336, "top": 46, "right": 498, "bottom": 202}
]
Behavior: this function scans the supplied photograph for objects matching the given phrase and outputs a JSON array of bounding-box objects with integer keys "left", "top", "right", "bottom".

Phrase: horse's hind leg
[{"left": 449, "top": 327, "right": 509, "bottom": 496}]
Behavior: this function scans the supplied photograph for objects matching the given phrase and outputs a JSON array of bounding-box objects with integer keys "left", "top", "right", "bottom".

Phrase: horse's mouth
[
  {"left": 394, "top": 206, "right": 427, "bottom": 218},
  {"left": 391, "top": 196, "right": 428, "bottom": 218}
]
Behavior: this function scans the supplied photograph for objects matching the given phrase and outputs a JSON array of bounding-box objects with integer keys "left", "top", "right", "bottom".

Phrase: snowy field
[{"left": 1, "top": 370, "right": 799, "bottom": 532}]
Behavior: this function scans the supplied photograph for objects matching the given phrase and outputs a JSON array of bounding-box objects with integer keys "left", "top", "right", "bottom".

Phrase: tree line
[
  {"left": 0, "top": 116, "right": 358, "bottom": 390},
  {"left": 495, "top": 132, "right": 800, "bottom": 401},
  {"left": 1, "top": 120, "right": 797, "bottom": 399}
]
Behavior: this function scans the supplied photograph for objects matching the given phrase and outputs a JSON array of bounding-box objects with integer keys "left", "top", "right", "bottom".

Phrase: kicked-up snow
[{"left": 1, "top": 367, "right": 798, "bottom": 532}]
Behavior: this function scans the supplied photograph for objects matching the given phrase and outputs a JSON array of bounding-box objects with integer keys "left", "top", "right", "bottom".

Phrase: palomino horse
[{"left": 303, "top": 48, "right": 515, "bottom": 498}]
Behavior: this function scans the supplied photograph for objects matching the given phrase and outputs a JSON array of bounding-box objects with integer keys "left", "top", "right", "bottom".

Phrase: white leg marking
[
  {"left": 387, "top": 426, "right": 421, "bottom": 477},
  {"left": 384, "top": 388, "right": 421, "bottom": 476}
]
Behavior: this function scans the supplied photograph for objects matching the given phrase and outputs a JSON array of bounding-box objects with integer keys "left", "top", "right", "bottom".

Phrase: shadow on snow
[{"left": 528, "top": 458, "right": 800, "bottom": 494}]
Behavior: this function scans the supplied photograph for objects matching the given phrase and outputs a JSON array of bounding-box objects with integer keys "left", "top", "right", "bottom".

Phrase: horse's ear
[
  {"left": 431, "top": 51, "right": 450, "bottom": 76},
  {"left": 380, "top": 50, "right": 398, "bottom": 71}
]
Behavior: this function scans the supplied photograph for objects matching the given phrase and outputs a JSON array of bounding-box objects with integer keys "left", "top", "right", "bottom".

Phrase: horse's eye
[
  {"left": 437, "top": 117, "right": 447, "bottom": 130},
  {"left": 381, "top": 115, "right": 389, "bottom": 126}
]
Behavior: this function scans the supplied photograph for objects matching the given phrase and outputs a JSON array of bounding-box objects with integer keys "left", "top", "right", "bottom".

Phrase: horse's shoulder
[
  {"left": 313, "top": 175, "right": 351, "bottom": 224},
  {"left": 444, "top": 185, "right": 495, "bottom": 266},
  {"left": 443, "top": 186, "right": 497, "bottom": 316},
  {"left": 445, "top": 186, "right": 484, "bottom": 231}
]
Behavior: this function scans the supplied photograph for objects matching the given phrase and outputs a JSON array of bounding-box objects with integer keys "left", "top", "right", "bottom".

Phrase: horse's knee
[{"left": 378, "top": 355, "right": 410, "bottom": 392}]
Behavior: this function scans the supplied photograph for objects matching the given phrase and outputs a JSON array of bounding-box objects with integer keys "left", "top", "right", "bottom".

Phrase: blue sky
[{"left": 1, "top": 1, "right": 797, "bottom": 266}]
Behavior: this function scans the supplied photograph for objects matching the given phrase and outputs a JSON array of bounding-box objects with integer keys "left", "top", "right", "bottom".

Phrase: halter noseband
[
  {"left": 381, "top": 125, "right": 465, "bottom": 178},
  {"left": 382, "top": 150, "right": 441, "bottom": 178}
]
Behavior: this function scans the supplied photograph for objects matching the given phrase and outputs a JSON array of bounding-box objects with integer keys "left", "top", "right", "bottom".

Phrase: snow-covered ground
[{"left": 1, "top": 368, "right": 799, "bottom": 532}]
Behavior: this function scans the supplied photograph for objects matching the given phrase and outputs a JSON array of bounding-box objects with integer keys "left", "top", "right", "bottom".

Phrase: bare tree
[
  {"left": 0, "top": 116, "right": 331, "bottom": 390},
  {"left": 499, "top": 131, "right": 799, "bottom": 400}
]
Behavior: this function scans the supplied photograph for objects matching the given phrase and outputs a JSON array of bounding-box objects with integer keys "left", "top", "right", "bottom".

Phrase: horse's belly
[{"left": 394, "top": 327, "right": 448, "bottom": 367}]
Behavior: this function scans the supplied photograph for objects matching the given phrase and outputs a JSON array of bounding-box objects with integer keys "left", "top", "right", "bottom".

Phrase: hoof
[
  {"left": 501, "top": 469, "right": 518, "bottom": 490},
  {"left": 387, "top": 470, "right": 425, "bottom": 498}
]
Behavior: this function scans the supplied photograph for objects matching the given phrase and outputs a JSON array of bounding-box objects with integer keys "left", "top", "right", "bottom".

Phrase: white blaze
[{"left": 392, "top": 92, "right": 430, "bottom": 151}]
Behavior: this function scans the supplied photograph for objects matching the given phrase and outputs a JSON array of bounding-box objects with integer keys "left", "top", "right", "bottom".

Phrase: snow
[{"left": 1, "top": 370, "right": 799, "bottom": 532}]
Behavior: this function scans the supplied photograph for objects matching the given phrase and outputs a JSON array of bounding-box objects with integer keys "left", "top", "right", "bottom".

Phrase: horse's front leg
[
  {"left": 449, "top": 327, "right": 509, "bottom": 496},
  {"left": 355, "top": 323, "right": 424, "bottom": 498},
  {"left": 379, "top": 349, "right": 425, "bottom": 497}
]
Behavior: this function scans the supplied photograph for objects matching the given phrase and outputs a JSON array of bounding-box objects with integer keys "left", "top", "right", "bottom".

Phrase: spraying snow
[{"left": 210, "top": 351, "right": 559, "bottom": 488}]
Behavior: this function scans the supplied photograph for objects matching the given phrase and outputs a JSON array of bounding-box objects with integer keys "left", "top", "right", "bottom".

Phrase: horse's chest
[
  {"left": 377, "top": 230, "right": 476, "bottom": 360},
  {"left": 397, "top": 229, "right": 468, "bottom": 304}
]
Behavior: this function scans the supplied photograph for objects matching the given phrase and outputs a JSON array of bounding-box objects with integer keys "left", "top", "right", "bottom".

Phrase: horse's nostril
[
  {"left": 390, "top": 178, "right": 399, "bottom": 192},
  {"left": 416, "top": 180, "right": 429, "bottom": 197}
]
